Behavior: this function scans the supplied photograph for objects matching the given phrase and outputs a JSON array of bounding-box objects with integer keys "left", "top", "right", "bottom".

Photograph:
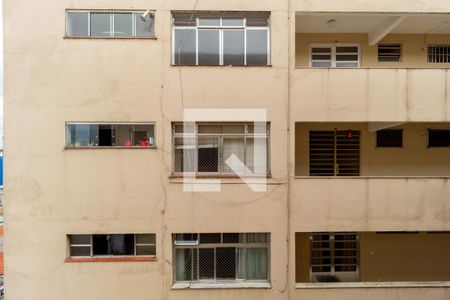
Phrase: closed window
[
  {"left": 66, "top": 10, "right": 155, "bottom": 38},
  {"left": 428, "top": 129, "right": 450, "bottom": 147},
  {"left": 173, "top": 233, "right": 270, "bottom": 283},
  {"left": 66, "top": 123, "right": 155, "bottom": 148},
  {"left": 310, "top": 44, "right": 360, "bottom": 68},
  {"left": 172, "top": 123, "right": 270, "bottom": 175},
  {"left": 376, "top": 129, "right": 403, "bottom": 147},
  {"left": 427, "top": 45, "right": 450, "bottom": 63},
  {"left": 69, "top": 234, "right": 156, "bottom": 257},
  {"left": 378, "top": 44, "right": 401, "bottom": 62},
  {"left": 310, "top": 232, "right": 359, "bottom": 282},
  {"left": 172, "top": 12, "right": 270, "bottom": 66},
  {"left": 309, "top": 130, "right": 360, "bottom": 176}
]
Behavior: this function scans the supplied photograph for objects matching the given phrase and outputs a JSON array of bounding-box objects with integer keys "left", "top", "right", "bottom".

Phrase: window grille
[
  {"left": 378, "top": 44, "right": 401, "bottom": 62},
  {"left": 172, "top": 123, "right": 270, "bottom": 175},
  {"left": 66, "top": 123, "right": 155, "bottom": 148},
  {"left": 428, "top": 129, "right": 450, "bottom": 147},
  {"left": 173, "top": 233, "right": 270, "bottom": 283},
  {"left": 69, "top": 234, "right": 156, "bottom": 257},
  {"left": 309, "top": 130, "right": 360, "bottom": 176},
  {"left": 66, "top": 10, "right": 155, "bottom": 38},
  {"left": 310, "top": 232, "right": 359, "bottom": 282},
  {"left": 376, "top": 129, "right": 403, "bottom": 147},
  {"left": 427, "top": 45, "right": 450, "bottom": 63},
  {"left": 311, "top": 44, "right": 360, "bottom": 68},
  {"left": 172, "top": 12, "right": 270, "bottom": 66}
]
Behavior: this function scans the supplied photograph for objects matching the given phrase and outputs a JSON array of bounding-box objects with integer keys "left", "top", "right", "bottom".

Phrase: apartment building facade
[{"left": 3, "top": 0, "right": 450, "bottom": 299}]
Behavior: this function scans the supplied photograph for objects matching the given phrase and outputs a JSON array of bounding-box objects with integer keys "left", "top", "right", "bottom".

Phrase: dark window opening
[
  {"left": 428, "top": 129, "right": 450, "bottom": 147},
  {"left": 376, "top": 129, "right": 403, "bottom": 147},
  {"left": 378, "top": 44, "right": 401, "bottom": 62},
  {"left": 216, "top": 247, "right": 236, "bottom": 279},
  {"left": 99, "top": 125, "right": 113, "bottom": 146}
]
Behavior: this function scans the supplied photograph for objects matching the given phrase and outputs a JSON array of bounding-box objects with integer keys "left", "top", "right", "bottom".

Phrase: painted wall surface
[
  {"left": 296, "top": 34, "right": 450, "bottom": 68},
  {"left": 295, "top": 123, "right": 450, "bottom": 176}
]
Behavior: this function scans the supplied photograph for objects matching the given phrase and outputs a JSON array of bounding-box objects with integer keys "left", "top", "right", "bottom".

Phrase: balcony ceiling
[{"left": 296, "top": 13, "right": 450, "bottom": 34}]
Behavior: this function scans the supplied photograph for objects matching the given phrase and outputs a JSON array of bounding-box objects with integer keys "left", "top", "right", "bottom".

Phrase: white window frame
[
  {"left": 65, "top": 10, "right": 155, "bottom": 38},
  {"left": 171, "top": 14, "right": 270, "bottom": 66},
  {"left": 309, "top": 43, "right": 361, "bottom": 68}
]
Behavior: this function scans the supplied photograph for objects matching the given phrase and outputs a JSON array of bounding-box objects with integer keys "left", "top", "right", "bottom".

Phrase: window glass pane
[
  {"left": 198, "top": 17, "right": 220, "bottom": 26},
  {"left": 246, "top": 14, "right": 269, "bottom": 27},
  {"left": 222, "top": 18, "right": 244, "bottom": 26},
  {"left": 311, "top": 61, "right": 331, "bottom": 67},
  {"left": 67, "top": 124, "right": 99, "bottom": 147},
  {"left": 174, "top": 137, "right": 196, "bottom": 172},
  {"left": 223, "top": 30, "right": 245, "bottom": 66},
  {"left": 216, "top": 247, "right": 236, "bottom": 279},
  {"left": 199, "top": 248, "right": 215, "bottom": 279},
  {"left": 135, "top": 13, "right": 155, "bottom": 37},
  {"left": 70, "top": 235, "right": 91, "bottom": 245},
  {"left": 246, "top": 233, "right": 268, "bottom": 243},
  {"left": 99, "top": 125, "right": 113, "bottom": 146},
  {"left": 91, "top": 13, "right": 111, "bottom": 37},
  {"left": 336, "top": 54, "right": 358, "bottom": 61},
  {"left": 176, "top": 248, "right": 196, "bottom": 281},
  {"left": 312, "top": 47, "right": 331, "bottom": 54},
  {"left": 113, "top": 13, "right": 133, "bottom": 37},
  {"left": 312, "top": 54, "right": 331, "bottom": 60},
  {"left": 136, "top": 234, "right": 156, "bottom": 244},
  {"left": 70, "top": 246, "right": 91, "bottom": 256},
  {"left": 336, "top": 46, "right": 358, "bottom": 53},
  {"left": 200, "top": 233, "right": 221, "bottom": 243},
  {"left": 335, "top": 62, "right": 359, "bottom": 68},
  {"left": 67, "top": 12, "right": 88, "bottom": 36},
  {"left": 198, "top": 137, "right": 219, "bottom": 172},
  {"left": 111, "top": 234, "right": 134, "bottom": 255},
  {"left": 174, "top": 28, "right": 196, "bottom": 65},
  {"left": 198, "top": 29, "right": 220, "bottom": 65},
  {"left": 246, "top": 29, "right": 268, "bottom": 65},
  {"left": 136, "top": 245, "right": 156, "bottom": 256},
  {"left": 245, "top": 248, "right": 268, "bottom": 280},
  {"left": 92, "top": 235, "right": 109, "bottom": 255},
  {"left": 133, "top": 124, "right": 154, "bottom": 146},
  {"left": 245, "top": 137, "right": 267, "bottom": 174},
  {"left": 114, "top": 125, "right": 133, "bottom": 146},
  {"left": 223, "top": 137, "right": 245, "bottom": 173}
]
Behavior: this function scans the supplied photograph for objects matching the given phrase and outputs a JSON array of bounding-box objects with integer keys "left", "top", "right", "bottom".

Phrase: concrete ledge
[
  {"left": 172, "top": 282, "right": 272, "bottom": 289},
  {"left": 295, "top": 281, "right": 450, "bottom": 289}
]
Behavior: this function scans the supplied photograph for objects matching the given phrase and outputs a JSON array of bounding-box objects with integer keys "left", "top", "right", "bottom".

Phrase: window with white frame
[
  {"left": 310, "top": 44, "right": 360, "bottom": 68},
  {"left": 172, "top": 12, "right": 270, "bottom": 66},
  {"left": 69, "top": 234, "right": 156, "bottom": 257},
  {"left": 66, "top": 123, "right": 155, "bottom": 148},
  {"left": 172, "top": 123, "right": 270, "bottom": 175},
  {"left": 66, "top": 10, "right": 155, "bottom": 38},
  {"left": 173, "top": 233, "right": 270, "bottom": 283}
]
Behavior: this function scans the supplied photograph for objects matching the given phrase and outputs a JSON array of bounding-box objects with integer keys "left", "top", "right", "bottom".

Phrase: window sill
[
  {"left": 64, "top": 146, "right": 156, "bottom": 150},
  {"left": 172, "top": 282, "right": 271, "bottom": 290},
  {"left": 295, "top": 281, "right": 450, "bottom": 289},
  {"left": 65, "top": 256, "right": 157, "bottom": 263},
  {"left": 169, "top": 173, "right": 271, "bottom": 179},
  {"left": 171, "top": 64, "right": 272, "bottom": 68},
  {"left": 64, "top": 36, "right": 157, "bottom": 40}
]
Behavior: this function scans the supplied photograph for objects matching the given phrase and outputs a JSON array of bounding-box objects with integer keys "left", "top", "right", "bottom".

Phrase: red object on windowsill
[
  {"left": 140, "top": 140, "right": 149, "bottom": 147},
  {"left": 124, "top": 140, "right": 132, "bottom": 146}
]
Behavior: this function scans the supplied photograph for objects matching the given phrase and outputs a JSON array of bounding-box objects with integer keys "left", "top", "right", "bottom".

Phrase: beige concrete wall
[
  {"left": 296, "top": 33, "right": 450, "bottom": 68},
  {"left": 290, "top": 68, "right": 450, "bottom": 122},
  {"left": 3, "top": 0, "right": 290, "bottom": 299},
  {"left": 360, "top": 232, "right": 450, "bottom": 281},
  {"left": 295, "top": 122, "right": 450, "bottom": 176}
]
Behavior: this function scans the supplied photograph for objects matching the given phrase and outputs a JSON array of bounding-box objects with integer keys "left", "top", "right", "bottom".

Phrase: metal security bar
[
  {"left": 427, "top": 45, "right": 450, "bottom": 63},
  {"left": 310, "top": 232, "right": 359, "bottom": 282},
  {"left": 378, "top": 44, "right": 402, "bottom": 62},
  {"left": 309, "top": 130, "right": 360, "bottom": 176},
  {"left": 172, "top": 123, "right": 270, "bottom": 175},
  {"left": 173, "top": 233, "right": 270, "bottom": 283},
  {"left": 172, "top": 12, "right": 270, "bottom": 66}
]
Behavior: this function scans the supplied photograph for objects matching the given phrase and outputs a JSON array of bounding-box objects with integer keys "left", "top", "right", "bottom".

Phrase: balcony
[
  {"left": 292, "top": 12, "right": 450, "bottom": 122},
  {"left": 292, "top": 122, "right": 450, "bottom": 231}
]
